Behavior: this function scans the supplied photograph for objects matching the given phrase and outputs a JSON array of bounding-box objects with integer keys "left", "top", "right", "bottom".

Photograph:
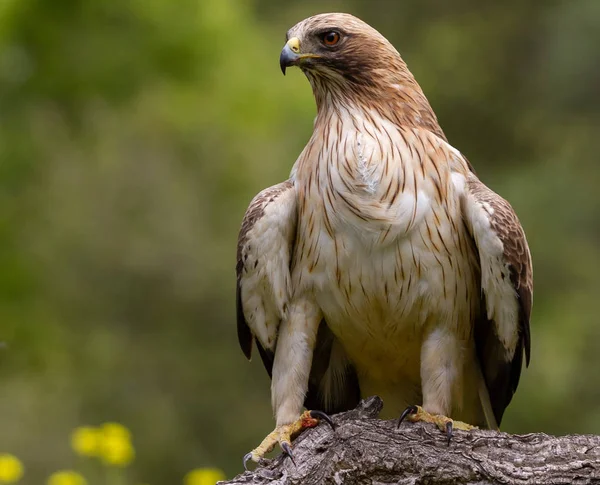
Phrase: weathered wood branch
[{"left": 221, "top": 397, "right": 600, "bottom": 485}]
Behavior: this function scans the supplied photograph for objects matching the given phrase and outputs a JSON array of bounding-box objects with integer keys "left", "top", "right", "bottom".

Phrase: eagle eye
[{"left": 320, "top": 31, "right": 340, "bottom": 46}]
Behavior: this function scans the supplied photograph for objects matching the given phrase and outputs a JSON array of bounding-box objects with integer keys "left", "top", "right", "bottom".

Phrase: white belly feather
[{"left": 292, "top": 113, "right": 480, "bottom": 416}]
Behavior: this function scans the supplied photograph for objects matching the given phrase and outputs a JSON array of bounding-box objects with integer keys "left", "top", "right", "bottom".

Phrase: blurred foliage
[{"left": 0, "top": 0, "right": 598, "bottom": 482}]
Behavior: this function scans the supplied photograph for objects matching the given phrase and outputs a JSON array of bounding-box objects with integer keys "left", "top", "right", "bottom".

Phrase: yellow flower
[
  {"left": 47, "top": 470, "right": 87, "bottom": 485},
  {"left": 101, "top": 423, "right": 131, "bottom": 441},
  {"left": 71, "top": 427, "right": 100, "bottom": 457},
  {"left": 100, "top": 435, "right": 135, "bottom": 467},
  {"left": 98, "top": 422, "right": 134, "bottom": 467},
  {"left": 184, "top": 468, "right": 226, "bottom": 485},
  {"left": 0, "top": 454, "right": 24, "bottom": 483}
]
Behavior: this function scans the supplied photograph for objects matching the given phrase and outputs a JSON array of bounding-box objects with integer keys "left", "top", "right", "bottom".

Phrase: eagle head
[
  {"left": 280, "top": 13, "right": 406, "bottom": 86},
  {"left": 279, "top": 13, "right": 444, "bottom": 138}
]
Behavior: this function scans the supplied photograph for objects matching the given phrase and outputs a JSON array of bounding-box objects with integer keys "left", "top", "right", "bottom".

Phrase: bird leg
[
  {"left": 397, "top": 405, "right": 476, "bottom": 445},
  {"left": 243, "top": 410, "right": 334, "bottom": 469}
]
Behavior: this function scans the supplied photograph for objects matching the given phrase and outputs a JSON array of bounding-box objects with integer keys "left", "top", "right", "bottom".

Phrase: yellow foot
[
  {"left": 397, "top": 405, "right": 476, "bottom": 445},
  {"left": 243, "top": 410, "right": 334, "bottom": 469}
]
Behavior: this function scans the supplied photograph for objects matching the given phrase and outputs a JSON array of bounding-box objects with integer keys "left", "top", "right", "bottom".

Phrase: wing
[
  {"left": 236, "top": 180, "right": 361, "bottom": 413},
  {"left": 462, "top": 173, "right": 532, "bottom": 427},
  {"left": 236, "top": 180, "right": 297, "bottom": 373}
]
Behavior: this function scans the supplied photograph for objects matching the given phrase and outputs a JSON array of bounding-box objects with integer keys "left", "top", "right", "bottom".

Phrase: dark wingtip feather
[
  {"left": 256, "top": 342, "right": 274, "bottom": 378},
  {"left": 519, "top": 287, "right": 532, "bottom": 367},
  {"left": 236, "top": 280, "right": 253, "bottom": 360},
  {"left": 524, "top": 326, "right": 531, "bottom": 368}
]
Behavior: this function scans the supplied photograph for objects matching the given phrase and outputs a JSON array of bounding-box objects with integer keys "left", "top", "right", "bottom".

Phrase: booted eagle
[{"left": 236, "top": 13, "right": 532, "bottom": 463}]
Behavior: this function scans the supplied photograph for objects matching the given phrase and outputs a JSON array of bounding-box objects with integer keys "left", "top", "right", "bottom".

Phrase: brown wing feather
[{"left": 466, "top": 176, "right": 532, "bottom": 426}]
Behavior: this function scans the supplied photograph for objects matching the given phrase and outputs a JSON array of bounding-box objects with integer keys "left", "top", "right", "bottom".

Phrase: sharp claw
[
  {"left": 446, "top": 421, "right": 453, "bottom": 446},
  {"left": 309, "top": 410, "right": 336, "bottom": 431},
  {"left": 281, "top": 441, "right": 296, "bottom": 466},
  {"left": 243, "top": 452, "right": 254, "bottom": 471},
  {"left": 397, "top": 405, "right": 418, "bottom": 428}
]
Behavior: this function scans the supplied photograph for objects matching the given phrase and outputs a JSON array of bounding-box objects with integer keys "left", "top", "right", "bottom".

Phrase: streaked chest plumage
[{"left": 291, "top": 109, "right": 479, "bottom": 378}]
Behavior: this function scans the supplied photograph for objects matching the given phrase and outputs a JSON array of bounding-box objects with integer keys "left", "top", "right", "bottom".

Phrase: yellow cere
[
  {"left": 286, "top": 37, "right": 300, "bottom": 53},
  {"left": 0, "top": 454, "right": 24, "bottom": 483},
  {"left": 184, "top": 468, "right": 226, "bottom": 485},
  {"left": 47, "top": 470, "right": 87, "bottom": 485}
]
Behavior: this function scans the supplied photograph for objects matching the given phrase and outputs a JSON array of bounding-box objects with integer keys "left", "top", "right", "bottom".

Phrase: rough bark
[{"left": 221, "top": 397, "right": 600, "bottom": 485}]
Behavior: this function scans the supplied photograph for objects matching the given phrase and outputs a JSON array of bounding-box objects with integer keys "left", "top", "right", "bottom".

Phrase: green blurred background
[{"left": 1, "top": 0, "right": 599, "bottom": 482}]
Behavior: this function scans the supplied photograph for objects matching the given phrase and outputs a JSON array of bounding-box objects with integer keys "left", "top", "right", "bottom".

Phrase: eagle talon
[
  {"left": 243, "top": 452, "right": 254, "bottom": 471},
  {"left": 242, "top": 410, "right": 330, "bottom": 470},
  {"left": 396, "top": 405, "right": 475, "bottom": 444},
  {"left": 309, "top": 410, "right": 336, "bottom": 431},
  {"left": 446, "top": 421, "right": 453, "bottom": 446},
  {"left": 397, "top": 405, "right": 418, "bottom": 428},
  {"left": 280, "top": 441, "right": 296, "bottom": 466}
]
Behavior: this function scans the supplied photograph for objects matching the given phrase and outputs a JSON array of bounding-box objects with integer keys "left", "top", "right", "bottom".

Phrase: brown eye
[{"left": 322, "top": 31, "right": 340, "bottom": 46}]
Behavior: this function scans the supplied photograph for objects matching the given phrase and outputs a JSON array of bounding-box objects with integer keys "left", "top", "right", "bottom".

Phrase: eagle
[{"left": 236, "top": 13, "right": 532, "bottom": 465}]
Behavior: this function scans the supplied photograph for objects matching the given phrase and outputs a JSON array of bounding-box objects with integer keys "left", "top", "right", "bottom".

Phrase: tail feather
[{"left": 476, "top": 360, "right": 499, "bottom": 430}]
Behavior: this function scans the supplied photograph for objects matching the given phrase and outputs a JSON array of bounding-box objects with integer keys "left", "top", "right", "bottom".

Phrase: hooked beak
[
  {"left": 279, "top": 37, "right": 320, "bottom": 75},
  {"left": 280, "top": 37, "right": 301, "bottom": 75}
]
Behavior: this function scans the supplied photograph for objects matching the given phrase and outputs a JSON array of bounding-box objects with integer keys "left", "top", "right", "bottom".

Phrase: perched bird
[{"left": 236, "top": 13, "right": 532, "bottom": 465}]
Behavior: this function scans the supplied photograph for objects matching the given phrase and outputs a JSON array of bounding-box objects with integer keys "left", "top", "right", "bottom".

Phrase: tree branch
[{"left": 221, "top": 397, "right": 600, "bottom": 485}]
